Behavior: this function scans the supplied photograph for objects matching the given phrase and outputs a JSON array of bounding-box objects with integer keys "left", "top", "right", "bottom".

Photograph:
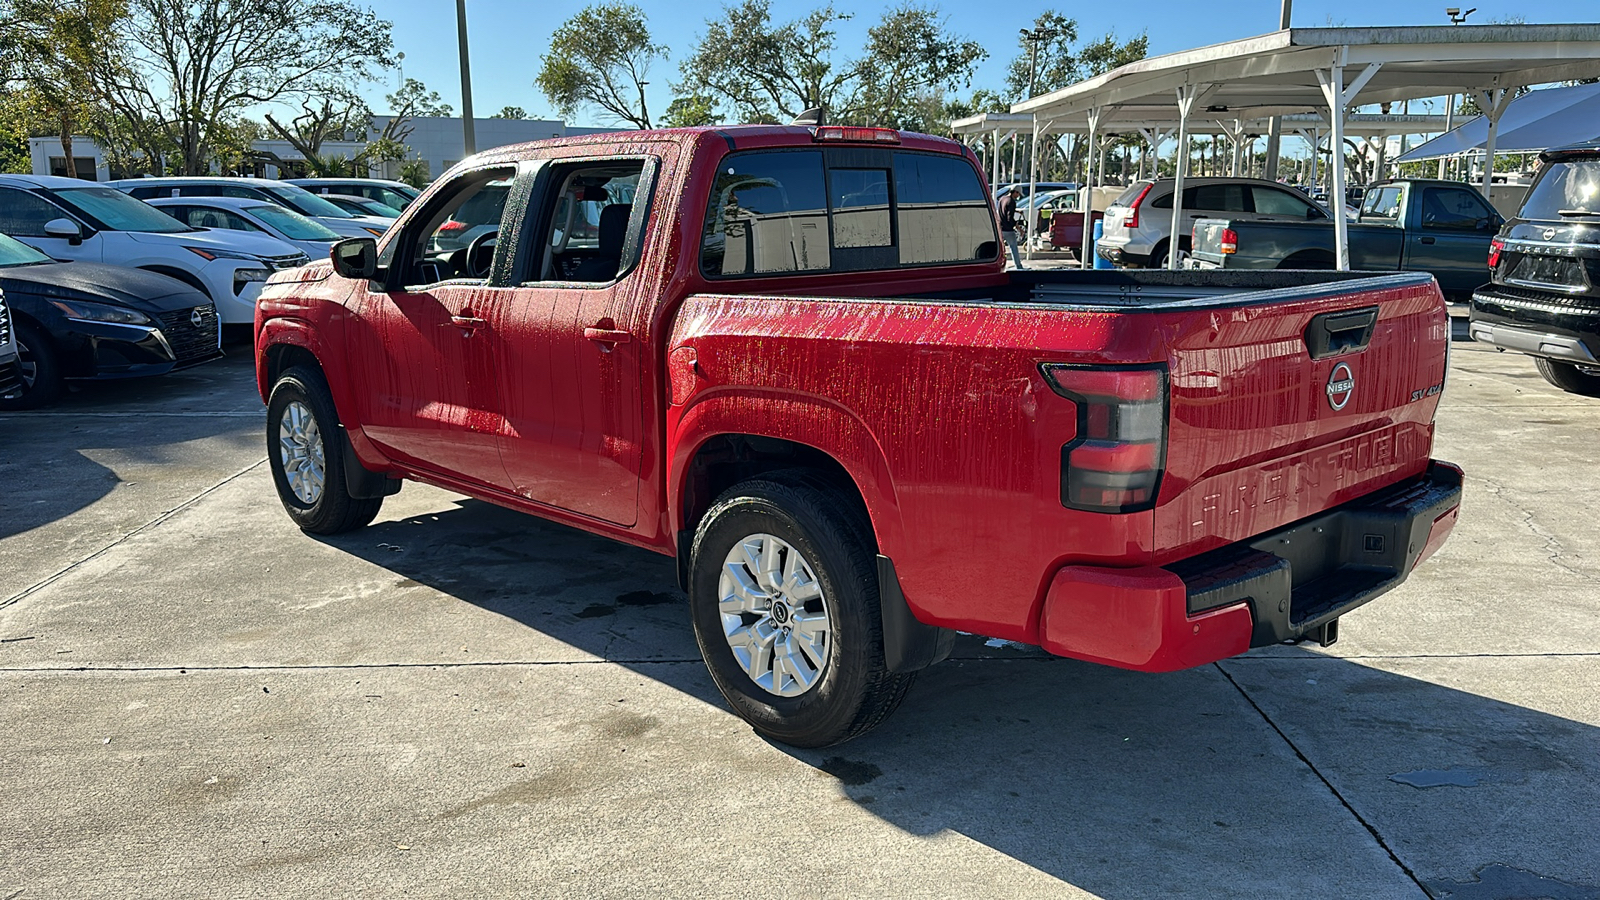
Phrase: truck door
[
  {"left": 482, "top": 156, "right": 658, "bottom": 527},
  {"left": 1408, "top": 185, "right": 1497, "bottom": 296},
  {"left": 352, "top": 165, "right": 520, "bottom": 490}
]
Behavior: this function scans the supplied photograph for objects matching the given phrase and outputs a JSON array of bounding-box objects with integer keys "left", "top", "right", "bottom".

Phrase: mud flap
[
  {"left": 878, "top": 554, "right": 956, "bottom": 673},
  {"left": 340, "top": 427, "right": 401, "bottom": 499}
]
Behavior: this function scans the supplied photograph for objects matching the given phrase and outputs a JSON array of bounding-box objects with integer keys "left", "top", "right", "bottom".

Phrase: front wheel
[
  {"left": 0, "top": 321, "right": 63, "bottom": 410},
  {"left": 266, "top": 365, "right": 383, "bottom": 534},
  {"left": 688, "top": 478, "right": 915, "bottom": 748},
  {"left": 1534, "top": 357, "right": 1600, "bottom": 397}
]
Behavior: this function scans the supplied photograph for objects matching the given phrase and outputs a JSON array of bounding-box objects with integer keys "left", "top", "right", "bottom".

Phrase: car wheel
[
  {"left": 1534, "top": 357, "right": 1600, "bottom": 397},
  {"left": 1153, "top": 242, "right": 1189, "bottom": 269},
  {"left": 266, "top": 365, "right": 383, "bottom": 534},
  {"left": 688, "top": 478, "right": 915, "bottom": 748},
  {"left": 0, "top": 321, "right": 63, "bottom": 410}
]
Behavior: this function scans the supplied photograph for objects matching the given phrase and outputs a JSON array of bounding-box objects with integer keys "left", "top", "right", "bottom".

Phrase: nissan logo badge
[
  {"left": 1326, "top": 362, "right": 1355, "bottom": 411},
  {"left": 1543, "top": 227, "right": 1556, "bottom": 240},
  {"left": 190, "top": 308, "right": 204, "bottom": 328}
]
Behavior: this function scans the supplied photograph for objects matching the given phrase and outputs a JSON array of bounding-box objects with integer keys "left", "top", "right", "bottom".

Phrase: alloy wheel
[{"left": 718, "top": 533, "right": 832, "bottom": 697}]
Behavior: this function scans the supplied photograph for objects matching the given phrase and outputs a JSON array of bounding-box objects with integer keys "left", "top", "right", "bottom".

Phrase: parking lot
[{"left": 1, "top": 335, "right": 1596, "bottom": 899}]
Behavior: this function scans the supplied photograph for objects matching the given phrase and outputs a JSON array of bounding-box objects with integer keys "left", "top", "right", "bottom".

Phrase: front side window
[
  {"left": 0, "top": 187, "right": 70, "bottom": 237},
  {"left": 397, "top": 166, "right": 517, "bottom": 289},
  {"left": 177, "top": 205, "right": 262, "bottom": 232},
  {"left": 1420, "top": 187, "right": 1492, "bottom": 230},
  {"left": 54, "top": 187, "right": 189, "bottom": 232}
]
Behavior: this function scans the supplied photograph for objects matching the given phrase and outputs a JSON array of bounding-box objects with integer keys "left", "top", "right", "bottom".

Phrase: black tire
[
  {"left": 688, "top": 478, "right": 914, "bottom": 748},
  {"left": 1152, "top": 239, "right": 1189, "bottom": 269},
  {"left": 1534, "top": 357, "right": 1600, "bottom": 397},
  {"left": 265, "top": 365, "right": 383, "bottom": 534},
  {"left": 0, "top": 321, "right": 63, "bottom": 410}
]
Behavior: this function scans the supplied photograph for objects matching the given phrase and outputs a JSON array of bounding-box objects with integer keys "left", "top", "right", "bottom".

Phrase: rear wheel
[
  {"left": 1152, "top": 240, "right": 1189, "bottom": 269},
  {"left": 688, "top": 478, "right": 914, "bottom": 748},
  {"left": 266, "top": 365, "right": 383, "bottom": 533},
  {"left": 0, "top": 321, "right": 63, "bottom": 410},
  {"left": 1534, "top": 357, "right": 1600, "bottom": 397}
]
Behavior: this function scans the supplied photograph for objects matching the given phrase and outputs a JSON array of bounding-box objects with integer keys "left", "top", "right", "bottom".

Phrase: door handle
[
  {"left": 449, "top": 315, "right": 486, "bottom": 330},
  {"left": 584, "top": 327, "right": 632, "bottom": 345},
  {"left": 1419, "top": 236, "right": 1436, "bottom": 244}
]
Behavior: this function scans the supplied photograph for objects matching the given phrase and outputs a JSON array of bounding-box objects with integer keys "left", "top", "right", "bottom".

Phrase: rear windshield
[
  {"left": 700, "top": 148, "right": 997, "bottom": 277},
  {"left": 1519, "top": 159, "right": 1600, "bottom": 220},
  {"left": 1112, "top": 182, "right": 1152, "bottom": 207}
]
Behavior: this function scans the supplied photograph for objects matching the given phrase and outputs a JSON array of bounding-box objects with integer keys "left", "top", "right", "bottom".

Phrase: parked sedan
[
  {"left": 0, "top": 231, "right": 221, "bottom": 409},
  {"left": 107, "top": 177, "right": 390, "bottom": 239},
  {"left": 317, "top": 194, "right": 403, "bottom": 221},
  {"left": 144, "top": 196, "right": 342, "bottom": 259},
  {"left": 286, "top": 177, "right": 419, "bottom": 212}
]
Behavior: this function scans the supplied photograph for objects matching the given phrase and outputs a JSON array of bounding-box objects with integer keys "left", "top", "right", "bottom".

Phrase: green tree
[
  {"left": 363, "top": 78, "right": 451, "bottom": 173},
  {"left": 491, "top": 106, "right": 528, "bottom": 119},
  {"left": 264, "top": 91, "right": 372, "bottom": 176},
  {"left": 3, "top": 0, "right": 128, "bottom": 178},
  {"left": 677, "top": 0, "right": 984, "bottom": 128},
  {"left": 1005, "top": 12, "right": 1079, "bottom": 100},
  {"left": 662, "top": 96, "right": 718, "bottom": 127},
  {"left": 98, "top": 0, "right": 395, "bottom": 175},
  {"left": 536, "top": 2, "right": 664, "bottom": 129}
]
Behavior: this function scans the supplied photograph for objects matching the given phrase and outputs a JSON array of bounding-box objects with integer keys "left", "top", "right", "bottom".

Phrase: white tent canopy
[{"left": 1396, "top": 82, "right": 1600, "bottom": 161}]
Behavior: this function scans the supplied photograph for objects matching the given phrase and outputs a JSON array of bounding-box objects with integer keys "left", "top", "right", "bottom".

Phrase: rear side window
[
  {"left": 1191, "top": 184, "right": 1247, "bottom": 212},
  {"left": 700, "top": 148, "right": 997, "bottom": 278},
  {"left": 124, "top": 185, "right": 172, "bottom": 200},
  {"left": 1519, "top": 159, "right": 1600, "bottom": 220},
  {"left": 1252, "top": 186, "right": 1320, "bottom": 217},
  {"left": 1420, "top": 187, "right": 1492, "bottom": 230}
]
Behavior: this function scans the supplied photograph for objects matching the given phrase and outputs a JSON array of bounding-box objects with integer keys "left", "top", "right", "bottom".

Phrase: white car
[
  {"left": 287, "top": 177, "right": 419, "bottom": 212},
  {"left": 0, "top": 174, "right": 307, "bottom": 325},
  {"left": 1096, "top": 177, "right": 1329, "bottom": 268},
  {"left": 106, "top": 177, "right": 390, "bottom": 239},
  {"left": 144, "top": 196, "right": 343, "bottom": 259},
  {"left": 318, "top": 194, "right": 403, "bottom": 220}
]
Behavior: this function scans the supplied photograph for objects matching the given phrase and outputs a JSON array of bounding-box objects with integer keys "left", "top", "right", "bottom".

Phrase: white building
[{"left": 29, "top": 117, "right": 617, "bottom": 183}]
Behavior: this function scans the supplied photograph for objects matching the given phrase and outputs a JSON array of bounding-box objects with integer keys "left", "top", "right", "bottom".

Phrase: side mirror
[
  {"left": 43, "top": 217, "right": 83, "bottom": 244},
  {"left": 329, "top": 237, "right": 377, "bottom": 280}
]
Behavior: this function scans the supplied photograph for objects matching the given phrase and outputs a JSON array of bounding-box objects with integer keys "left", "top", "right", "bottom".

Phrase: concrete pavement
[{"left": 1, "top": 338, "right": 1596, "bottom": 899}]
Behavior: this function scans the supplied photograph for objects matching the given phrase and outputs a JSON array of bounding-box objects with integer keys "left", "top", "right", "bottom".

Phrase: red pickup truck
[{"left": 255, "top": 125, "right": 1463, "bottom": 747}]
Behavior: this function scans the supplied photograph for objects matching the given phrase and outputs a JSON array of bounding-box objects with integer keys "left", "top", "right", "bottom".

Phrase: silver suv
[{"left": 1097, "top": 177, "right": 1328, "bottom": 268}]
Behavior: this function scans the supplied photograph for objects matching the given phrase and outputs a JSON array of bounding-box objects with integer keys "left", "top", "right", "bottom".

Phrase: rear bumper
[
  {"left": 1470, "top": 286, "right": 1600, "bottom": 364},
  {"left": 1038, "top": 461, "right": 1464, "bottom": 672},
  {"left": 1095, "top": 243, "right": 1151, "bottom": 267}
]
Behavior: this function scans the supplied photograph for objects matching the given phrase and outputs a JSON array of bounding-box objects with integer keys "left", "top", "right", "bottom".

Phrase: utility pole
[
  {"left": 456, "top": 0, "right": 476, "bottom": 156},
  {"left": 1263, "top": 0, "right": 1291, "bottom": 181},
  {"left": 637, "top": 81, "right": 651, "bottom": 129},
  {"left": 1020, "top": 25, "right": 1055, "bottom": 181}
]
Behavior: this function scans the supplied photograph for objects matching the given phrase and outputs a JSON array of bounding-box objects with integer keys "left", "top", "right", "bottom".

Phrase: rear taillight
[
  {"left": 813, "top": 126, "right": 901, "bottom": 144},
  {"left": 1042, "top": 364, "right": 1168, "bottom": 513},
  {"left": 1487, "top": 236, "right": 1504, "bottom": 269},
  {"left": 1219, "top": 227, "right": 1238, "bottom": 254},
  {"left": 1124, "top": 183, "right": 1153, "bottom": 229},
  {"left": 438, "top": 220, "right": 468, "bottom": 233}
]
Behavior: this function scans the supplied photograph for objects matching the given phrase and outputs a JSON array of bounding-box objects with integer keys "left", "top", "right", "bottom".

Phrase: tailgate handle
[{"left": 1304, "top": 306, "right": 1378, "bottom": 360}]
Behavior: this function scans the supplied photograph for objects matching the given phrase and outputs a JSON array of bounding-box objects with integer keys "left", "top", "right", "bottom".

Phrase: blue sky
[{"left": 370, "top": 0, "right": 1597, "bottom": 127}]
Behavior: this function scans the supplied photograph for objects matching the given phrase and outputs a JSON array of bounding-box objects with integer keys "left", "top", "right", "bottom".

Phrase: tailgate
[
  {"left": 1152, "top": 273, "right": 1448, "bottom": 561},
  {"left": 1190, "top": 219, "right": 1231, "bottom": 265}
]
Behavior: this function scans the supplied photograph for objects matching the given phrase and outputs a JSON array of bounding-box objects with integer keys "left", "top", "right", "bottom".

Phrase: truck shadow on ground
[{"left": 322, "top": 496, "right": 1599, "bottom": 899}]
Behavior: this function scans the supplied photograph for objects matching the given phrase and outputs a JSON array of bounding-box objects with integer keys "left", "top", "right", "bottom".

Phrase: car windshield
[
  {"left": 247, "top": 204, "right": 340, "bottom": 241},
  {"left": 55, "top": 186, "right": 191, "bottom": 233},
  {"left": 0, "top": 231, "right": 52, "bottom": 266},
  {"left": 1520, "top": 159, "right": 1600, "bottom": 220},
  {"left": 264, "top": 185, "right": 354, "bottom": 219}
]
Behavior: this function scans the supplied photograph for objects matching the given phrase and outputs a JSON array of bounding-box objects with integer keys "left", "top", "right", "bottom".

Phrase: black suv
[
  {"left": 0, "top": 288, "right": 20, "bottom": 400},
  {"left": 1470, "top": 141, "right": 1600, "bottom": 395}
]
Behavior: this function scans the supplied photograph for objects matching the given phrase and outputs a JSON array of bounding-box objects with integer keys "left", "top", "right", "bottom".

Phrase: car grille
[
  {"left": 262, "top": 253, "right": 309, "bottom": 271},
  {"left": 0, "top": 290, "right": 11, "bottom": 348},
  {"left": 0, "top": 360, "right": 19, "bottom": 399},
  {"left": 155, "top": 304, "right": 222, "bottom": 362}
]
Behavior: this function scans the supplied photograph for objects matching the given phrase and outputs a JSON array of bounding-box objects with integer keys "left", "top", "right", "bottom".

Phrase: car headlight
[
  {"left": 186, "top": 246, "right": 266, "bottom": 262},
  {"left": 48, "top": 299, "right": 152, "bottom": 326},
  {"left": 233, "top": 268, "right": 271, "bottom": 295}
]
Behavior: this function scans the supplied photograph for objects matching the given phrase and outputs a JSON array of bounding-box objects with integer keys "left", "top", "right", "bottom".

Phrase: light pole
[
  {"left": 1020, "top": 26, "right": 1056, "bottom": 182},
  {"left": 457, "top": 0, "right": 476, "bottom": 156},
  {"left": 1264, "top": 0, "right": 1291, "bottom": 181},
  {"left": 1438, "top": 8, "right": 1474, "bottom": 178},
  {"left": 637, "top": 81, "right": 651, "bottom": 129}
]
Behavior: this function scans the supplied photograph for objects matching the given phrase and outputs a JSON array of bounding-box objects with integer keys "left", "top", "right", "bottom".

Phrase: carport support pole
[
  {"left": 1477, "top": 87, "right": 1508, "bottom": 200},
  {"left": 992, "top": 128, "right": 1001, "bottom": 189},
  {"left": 1027, "top": 117, "right": 1039, "bottom": 263},
  {"left": 1323, "top": 67, "right": 1350, "bottom": 270},
  {"left": 1167, "top": 85, "right": 1198, "bottom": 271},
  {"left": 1081, "top": 107, "right": 1101, "bottom": 267}
]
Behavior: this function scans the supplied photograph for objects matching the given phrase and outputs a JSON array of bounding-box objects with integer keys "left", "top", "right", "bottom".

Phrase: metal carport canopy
[{"left": 1010, "top": 24, "right": 1600, "bottom": 271}]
